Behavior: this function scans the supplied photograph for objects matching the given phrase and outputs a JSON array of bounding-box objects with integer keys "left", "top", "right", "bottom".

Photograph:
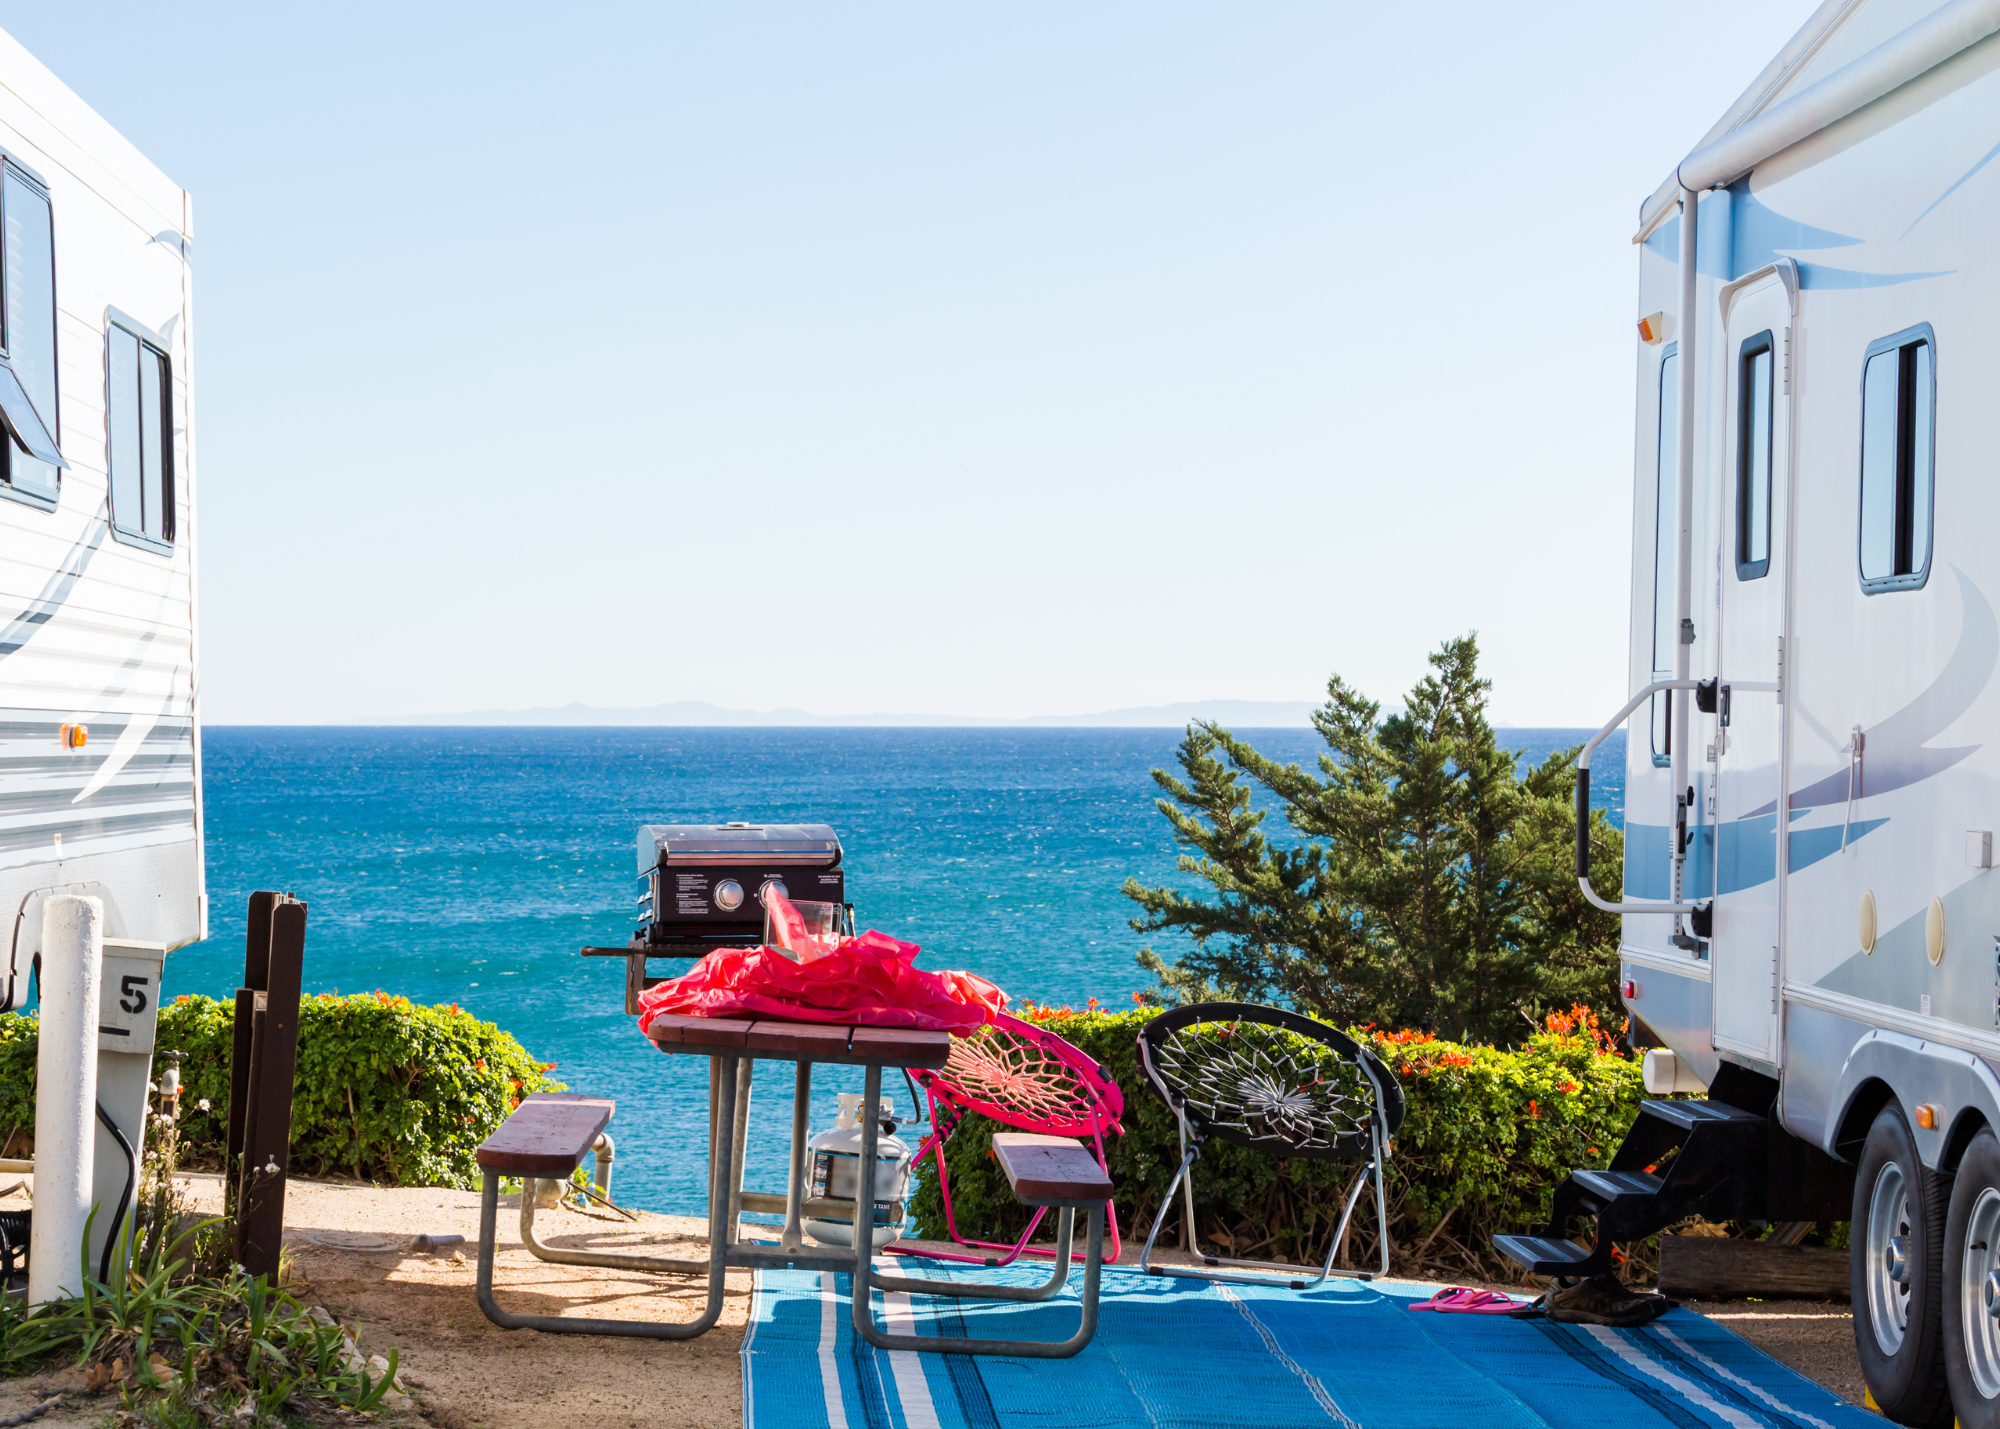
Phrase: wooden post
[{"left": 229, "top": 892, "right": 306, "bottom": 1280}]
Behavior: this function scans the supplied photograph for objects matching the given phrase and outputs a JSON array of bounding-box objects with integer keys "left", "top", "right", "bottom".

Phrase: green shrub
[
  {"left": 908, "top": 1001, "right": 1644, "bottom": 1280},
  {"left": 0, "top": 993, "right": 564, "bottom": 1190}
]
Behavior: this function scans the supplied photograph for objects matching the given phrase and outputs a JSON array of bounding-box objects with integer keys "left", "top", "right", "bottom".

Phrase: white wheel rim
[
  {"left": 1867, "top": 1161, "right": 1913, "bottom": 1357},
  {"left": 1962, "top": 1186, "right": 2000, "bottom": 1399}
]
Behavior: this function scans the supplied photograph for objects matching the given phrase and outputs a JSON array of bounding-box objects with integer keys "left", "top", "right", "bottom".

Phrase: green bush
[
  {"left": 0, "top": 993, "right": 564, "bottom": 1190},
  {"left": 908, "top": 1001, "right": 1644, "bottom": 1280}
]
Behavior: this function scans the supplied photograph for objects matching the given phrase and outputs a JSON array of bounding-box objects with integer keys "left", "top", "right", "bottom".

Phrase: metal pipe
[
  {"left": 29, "top": 895, "right": 101, "bottom": 1307},
  {"left": 518, "top": 1183, "right": 706, "bottom": 1276},
  {"left": 866, "top": 1212, "right": 1074, "bottom": 1303},
  {"left": 590, "top": 1132, "right": 613, "bottom": 1201},
  {"left": 784, "top": 1061, "right": 810, "bottom": 1251},
  {"left": 727, "top": 1057, "right": 751, "bottom": 1245},
  {"left": 1575, "top": 679, "right": 1707, "bottom": 914},
  {"left": 1670, "top": 185, "right": 1700, "bottom": 935}
]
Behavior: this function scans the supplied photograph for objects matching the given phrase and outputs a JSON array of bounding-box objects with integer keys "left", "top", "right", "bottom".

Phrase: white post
[{"left": 29, "top": 895, "right": 103, "bottom": 1306}]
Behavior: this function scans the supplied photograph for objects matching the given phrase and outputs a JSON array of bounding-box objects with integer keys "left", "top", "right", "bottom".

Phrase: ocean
[{"left": 163, "top": 725, "right": 1625, "bottom": 1215}]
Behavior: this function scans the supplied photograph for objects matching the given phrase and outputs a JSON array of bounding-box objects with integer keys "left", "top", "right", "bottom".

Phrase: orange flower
[
  {"left": 1528, "top": 1100, "right": 1540, "bottom": 1118},
  {"left": 1131, "top": 992, "right": 1146, "bottom": 1004},
  {"left": 474, "top": 1059, "right": 487, "bottom": 1071}
]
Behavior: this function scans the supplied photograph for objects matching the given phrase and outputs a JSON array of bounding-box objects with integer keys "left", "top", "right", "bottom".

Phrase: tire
[
  {"left": 1945, "top": 1128, "right": 2000, "bottom": 1428},
  {"left": 1852, "top": 1102, "right": 1953, "bottom": 1427}
]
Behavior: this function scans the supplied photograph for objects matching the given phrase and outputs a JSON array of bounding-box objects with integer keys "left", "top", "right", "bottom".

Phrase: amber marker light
[
  {"left": 1637, "top": 312, "right": 1672, "bottom": 345},
  {"left": 59, "top": 723, "right": 87, "bottom": 749},
  {"left": 1916, "top": 1104, "right": 1939, "bottom": 1130}
]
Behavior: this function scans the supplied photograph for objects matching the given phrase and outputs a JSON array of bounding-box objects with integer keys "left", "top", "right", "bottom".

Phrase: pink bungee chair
[{"left": 891, "top": 1011, "right": 1125, "bottom": 1266}]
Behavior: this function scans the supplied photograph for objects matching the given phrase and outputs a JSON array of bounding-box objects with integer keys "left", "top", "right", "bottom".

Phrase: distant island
[{"left": 336, "top": 698, "right": 1323, "bottom": 729}]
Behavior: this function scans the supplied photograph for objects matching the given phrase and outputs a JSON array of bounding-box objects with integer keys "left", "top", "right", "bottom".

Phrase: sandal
[{"left": 1407, "top": 1286, "right": 1524, "bottom": 1315}]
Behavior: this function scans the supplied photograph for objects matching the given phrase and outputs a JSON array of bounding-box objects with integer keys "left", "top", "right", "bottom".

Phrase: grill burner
[{"left": 582, "top": 821, "right": 848, "bottom": 1013}]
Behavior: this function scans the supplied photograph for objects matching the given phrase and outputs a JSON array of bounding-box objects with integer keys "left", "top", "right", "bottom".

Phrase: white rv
[
  {"left": 1496, "top": 1, "right": 2000, "bottom": 1422},
  {"left": 0, "top": 32, "right": 201, "bottom": 1278}
]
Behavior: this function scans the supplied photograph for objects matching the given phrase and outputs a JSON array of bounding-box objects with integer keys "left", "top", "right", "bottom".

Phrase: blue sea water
[{"left": 164, "top": 725, "right": 1624, "bottom": 1215}]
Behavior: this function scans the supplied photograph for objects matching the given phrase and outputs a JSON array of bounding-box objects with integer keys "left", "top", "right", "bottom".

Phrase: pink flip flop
[{"left": 1407, "top": 1287, "right": 1523, "bottom": 1315}]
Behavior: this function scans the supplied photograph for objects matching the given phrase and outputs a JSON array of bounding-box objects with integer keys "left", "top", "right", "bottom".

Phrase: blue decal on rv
[
  {"left": 1625, "top": 813, "right": 1886, "bottom": 898},
  {"left": 0, "top": 507, "right": 107, "bottom": 658},
  {"left": 1728, "top": 189, "right": 1863, "bottom": 275},
  {"left": 1902, "top": 137, "right": 2000, "bottom": 238},
  {"left": 1645, "top": 188, "right": 1947, "bottom": 288},
  {"left": 1769, "top": 569, "right": 1994, "bottom": 817},
  {"left": 1788, "top": 818, "right": 1892, "bottom": 873}
]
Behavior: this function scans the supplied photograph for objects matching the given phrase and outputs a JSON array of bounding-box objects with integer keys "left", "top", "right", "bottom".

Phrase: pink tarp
[{"left": 635, "top": 894, "right": 1007, "bottom": 1035}]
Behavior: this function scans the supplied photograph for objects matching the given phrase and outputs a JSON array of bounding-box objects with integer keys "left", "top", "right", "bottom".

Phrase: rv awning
[
  {"left": 0, "top": 357, "right": 64, "bottom": 469},
  {"left": 1636, "top": 0, "right": 2000, "bottom": 240}
]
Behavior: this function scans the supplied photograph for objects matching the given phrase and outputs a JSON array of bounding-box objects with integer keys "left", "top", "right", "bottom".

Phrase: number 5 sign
[{"left": 98, "top": 939, "right": 166, "bottom": 1053}]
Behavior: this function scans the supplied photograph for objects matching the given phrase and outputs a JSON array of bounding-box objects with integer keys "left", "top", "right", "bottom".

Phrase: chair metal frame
[
  {"left": 890, "top": 1011, "right": 1125, "bottom": 1266},
  {"left": 1135, "top": 1001, "right": 1405, "bottom": 1289}
]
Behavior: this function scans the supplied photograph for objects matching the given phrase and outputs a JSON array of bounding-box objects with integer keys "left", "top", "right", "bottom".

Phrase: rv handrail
[{"left": 1576, "top": 679, "right": 1705, "bottom": 916}]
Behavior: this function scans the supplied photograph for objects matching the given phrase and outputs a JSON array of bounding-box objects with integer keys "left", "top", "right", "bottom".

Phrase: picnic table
[{"left": 474, "top": 1013, "right": 1110, "bottom": 1357}]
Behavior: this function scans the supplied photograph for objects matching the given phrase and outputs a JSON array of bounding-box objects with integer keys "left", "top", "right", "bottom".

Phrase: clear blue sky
[{"left": 1, "top": 3, "right": 1812, "bottom": 724}]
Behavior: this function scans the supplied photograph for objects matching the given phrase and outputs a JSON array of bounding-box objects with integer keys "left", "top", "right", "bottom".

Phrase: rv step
[
  {"left": 1493, "top": 1234, "right": 1610, "bottom": 1277},
  {"left": 1637, "top": 1099, "right": 1765, "bottom": 1131},
  {"left": 1568, "top": 1169, "right": 1663, "bottom": 1211}
]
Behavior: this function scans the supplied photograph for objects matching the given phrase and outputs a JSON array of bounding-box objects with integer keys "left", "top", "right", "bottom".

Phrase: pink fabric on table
[{"left": 635, "top": 923, "right": 1008, "bottom": 1036}]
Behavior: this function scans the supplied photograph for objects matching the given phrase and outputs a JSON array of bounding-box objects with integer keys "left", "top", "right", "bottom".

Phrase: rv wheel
[
  {"left": 1853, "top": 1102, "right": 1953, "bottom": 1427},
  {"left": 1946, "top": 1128, "right": 2000, "bottom": 1428}
]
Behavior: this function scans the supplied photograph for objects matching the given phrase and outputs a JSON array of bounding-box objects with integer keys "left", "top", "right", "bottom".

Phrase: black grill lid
[{"left": 638, "top": 822, "right": 842, "bottom": 871}]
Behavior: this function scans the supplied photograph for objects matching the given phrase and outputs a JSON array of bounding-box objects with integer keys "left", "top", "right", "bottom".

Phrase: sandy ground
[{"left": 0, "top": 1176, "right": 1865, "bottom": 1427}]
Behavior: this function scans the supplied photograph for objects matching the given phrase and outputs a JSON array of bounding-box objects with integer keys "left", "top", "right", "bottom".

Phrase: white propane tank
[{"left": 803, "top": 1092, "right": 911, "bottom": 1249}]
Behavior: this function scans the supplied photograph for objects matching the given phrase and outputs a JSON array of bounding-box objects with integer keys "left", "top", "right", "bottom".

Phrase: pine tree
[{"left": 1125, "top": 633, "right": 1625, "bottom": 1046}]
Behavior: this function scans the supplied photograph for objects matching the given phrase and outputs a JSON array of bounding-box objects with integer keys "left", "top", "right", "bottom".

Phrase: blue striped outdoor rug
[{"left": 742, "top": 1261, "right": 1874, "bottom": 1429}]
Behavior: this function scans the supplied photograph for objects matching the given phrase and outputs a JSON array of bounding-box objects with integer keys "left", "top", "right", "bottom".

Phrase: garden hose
[{"left": 94, "top": 1101, "right": 135, "bottom": 1287}]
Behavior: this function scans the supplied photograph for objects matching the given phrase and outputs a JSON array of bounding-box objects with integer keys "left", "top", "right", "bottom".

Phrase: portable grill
[{"left": 581, "top": 821, "right": 849, "bottom": 1013}]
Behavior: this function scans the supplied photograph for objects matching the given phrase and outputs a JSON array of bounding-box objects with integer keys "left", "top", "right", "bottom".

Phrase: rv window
[
  {"left": 1650, "top": 348, "right": 1678, "bottom": 767},
  {"left": 0, "top": 163, "right": 58, "bottom": 507},
  {"left": 106, "top": 320, "right": 173, "bottom": 551},
  {"left": 1858, "top": 326, "right": 1934, "bottom": 593},
  {"left": 1737, "top": 333, "right": 1772, "bottom": 580}
]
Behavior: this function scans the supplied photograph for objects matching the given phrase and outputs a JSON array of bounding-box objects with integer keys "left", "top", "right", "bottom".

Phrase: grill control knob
[
  {"left": 713, "top": 879, "right": 745, "bottom": 912},
  {"left": 761, "top": 878, "right": 789, "bottom": 902}
]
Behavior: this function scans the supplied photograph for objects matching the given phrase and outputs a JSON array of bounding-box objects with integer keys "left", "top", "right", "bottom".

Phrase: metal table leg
[
  {"left": 783, "top": 1060, "right": 812, "bottom": 1250},
  {"left": 519, "top": 1186, "right": 706, "bottom": 1275},
  {"left": 476, "top": 1056, "right": 739, "bottom": 1339},
  {"left": 728, "top": 1055, "right": 752, "bottom": 1244},
  {"left": 849, "top": 1064, "right": 1105, "bottom": 1358}
]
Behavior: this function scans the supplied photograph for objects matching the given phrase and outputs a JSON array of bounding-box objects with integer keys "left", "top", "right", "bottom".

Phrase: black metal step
[
  {"left": 1638, "top": 1098, "right": 1765, "bottom": 1131},
  {"left": 1568, "top": 1169, "right": 1662, "bottom": 1209},
  {"left": 1493, "top": 1234, "right": 1610, "bottom": 1277}
]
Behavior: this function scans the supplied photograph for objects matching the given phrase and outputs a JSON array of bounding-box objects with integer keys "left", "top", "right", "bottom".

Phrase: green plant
[
  {"left": 0, "top": 992, "right": 564, "bottom": 1189},
  {"left": 0, "top": 1223, "right": 405, "bottom": 1425},
  {"left": 1124, "top": 633, "right": 1626, "bottom": 1045},
  {"left": 908, "top": 1002, "right": 1647, "bottom": 1282}
]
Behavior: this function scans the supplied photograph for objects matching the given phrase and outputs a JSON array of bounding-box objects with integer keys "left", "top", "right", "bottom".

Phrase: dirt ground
[{"left": 0, "top": 1175, "right": 1865, "bottom": 1427}]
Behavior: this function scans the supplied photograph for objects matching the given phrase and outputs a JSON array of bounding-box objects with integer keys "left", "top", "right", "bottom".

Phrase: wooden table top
[{"left": 644, "top": 1013, "right": 951, "bottom": 1068}]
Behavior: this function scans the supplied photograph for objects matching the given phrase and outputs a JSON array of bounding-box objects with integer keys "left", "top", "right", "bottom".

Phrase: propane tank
[{"left": 803, "top": 1092, "right": 911, "bottom": 1249}]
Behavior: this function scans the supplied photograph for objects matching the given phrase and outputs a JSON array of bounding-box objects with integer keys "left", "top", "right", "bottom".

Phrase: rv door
[{"left": 1710, "top": 270, "right": 1793, "bottom": 1063}]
